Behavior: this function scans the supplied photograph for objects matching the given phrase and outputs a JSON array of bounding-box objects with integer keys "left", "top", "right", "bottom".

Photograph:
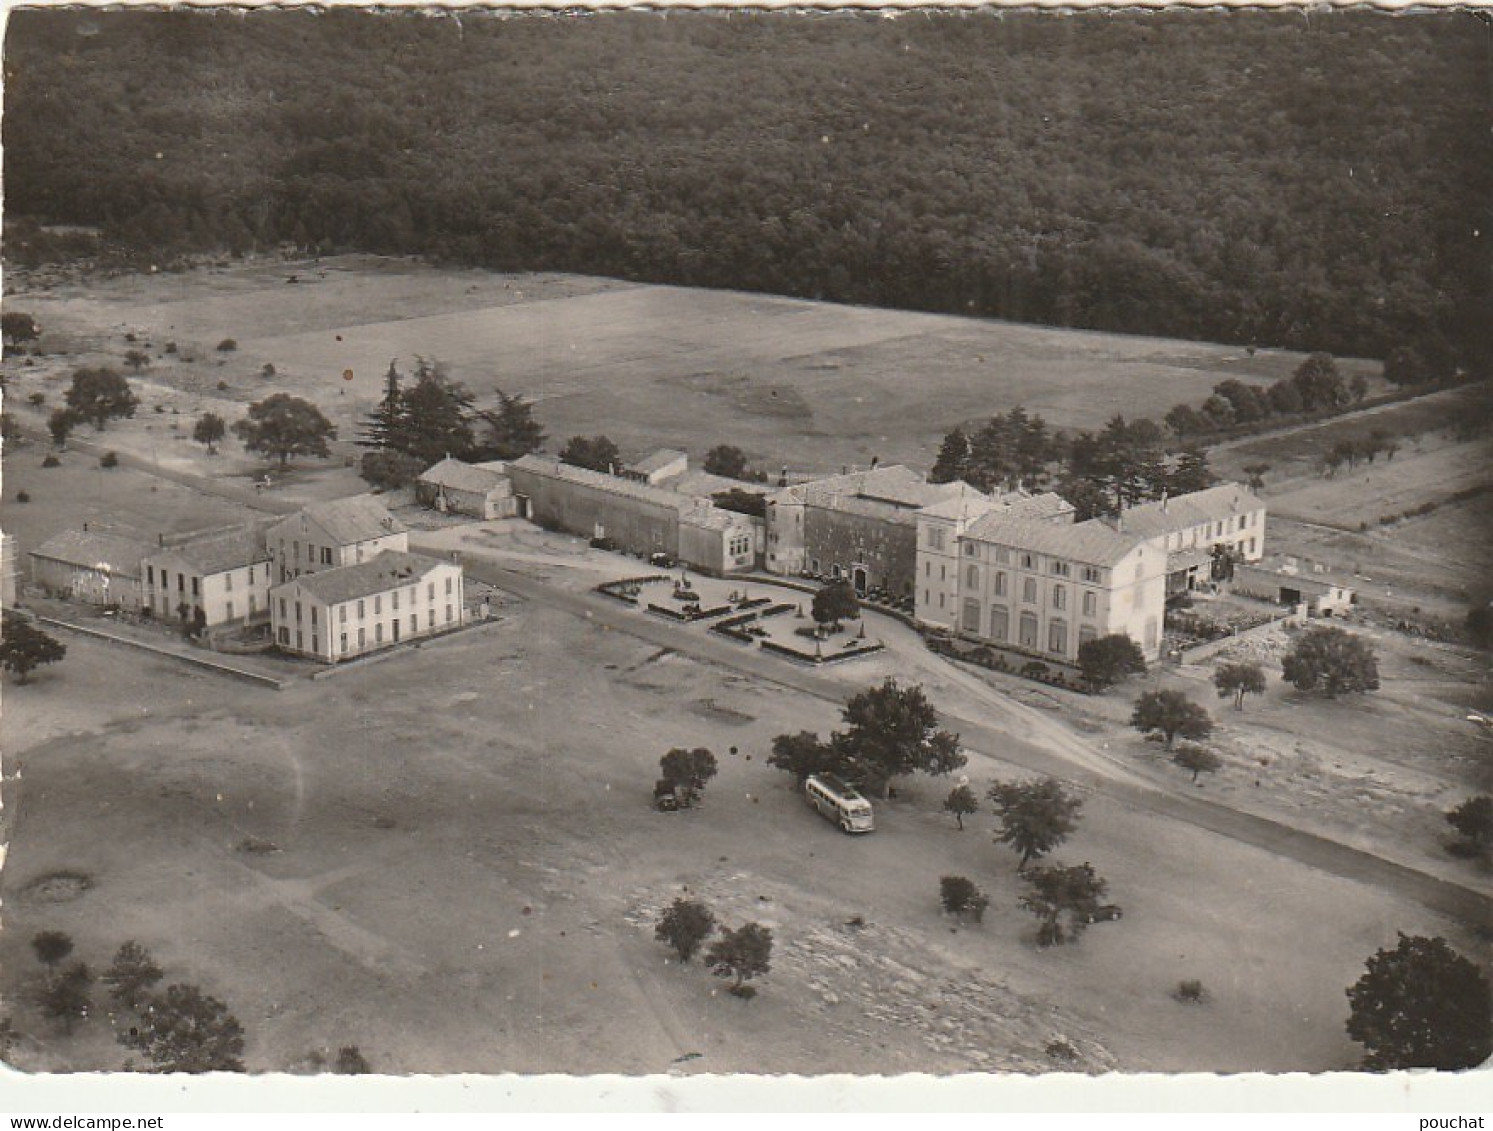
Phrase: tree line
[{"left": 5, "top": 9, "right": 1488, "bottom": 374}]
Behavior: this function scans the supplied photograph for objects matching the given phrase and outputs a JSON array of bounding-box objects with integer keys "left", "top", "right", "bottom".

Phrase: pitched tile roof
[
  {"left": 418, "top": 457, "right": 509, "bottom": 494},
  {"left": 964, "top": 513, "right": 1148, "bottom": 567},
  {"left": 1112, "top": 482, "right": 1264, "bottom": 540},
  {"left": 151, "top": 527, "right": 270, "bottom": 575},
  {"left": 284, "top": 551, "right": 453, "bottom": 605},
  {"left": 510, "top": 455, "right": 700, "bottom": 512},
  {"left": 32, "top": 530, "right": 150, "bottom": 576},
  {"left": 274, "top": 494, "right": 407, "bottom": 545},
  {"left": 626, "top": 449, "right": 688, "bottom": 477}
]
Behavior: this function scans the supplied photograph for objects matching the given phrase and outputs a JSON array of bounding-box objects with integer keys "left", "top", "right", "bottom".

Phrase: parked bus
[{"left": 804, "top": 773, "right": 875, "bottom": 834}]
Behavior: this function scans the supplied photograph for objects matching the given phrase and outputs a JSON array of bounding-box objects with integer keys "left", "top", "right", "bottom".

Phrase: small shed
[
  {"left": 29, "top": 529, "right": 149, "bottom": 610},
  {"left": 621, "top": 449, "right": 688, "bottom": 485},
  {"left": 1234, "top": 557, "right": 1355, "bottom": 617},
  {"left": 415, "top": 458, "right": 516, "bottom": 520}
]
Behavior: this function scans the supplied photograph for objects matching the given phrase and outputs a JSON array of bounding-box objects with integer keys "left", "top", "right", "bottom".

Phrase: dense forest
[{"left": 4, "top": 9, "right": 1489, "bottom": 369}]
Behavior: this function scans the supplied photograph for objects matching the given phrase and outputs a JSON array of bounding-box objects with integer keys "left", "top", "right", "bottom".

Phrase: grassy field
[
  {"left": 1, "top": 602, "right": 1472, "bottom": 1076},
  {"left": 10, "top": 254, "right": 1382, "bottom": 477}
]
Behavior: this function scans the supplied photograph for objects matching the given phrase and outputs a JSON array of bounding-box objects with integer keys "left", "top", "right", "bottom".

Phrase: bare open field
[
  {"left": 10, "top": 255, "right": 1382, "bottom": 476},
  {"left": 1, "top": 602, "right": 1473, "bottom": 1077}
]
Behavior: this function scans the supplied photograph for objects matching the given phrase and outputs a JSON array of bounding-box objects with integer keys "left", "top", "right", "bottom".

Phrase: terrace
[{"left": 597, "top": 570, "right": 885, "bottom": 664}]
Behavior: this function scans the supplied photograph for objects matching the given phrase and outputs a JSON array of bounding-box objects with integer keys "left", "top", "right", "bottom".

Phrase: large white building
[
  {"left": 914, "top": 482, "right": 1262, "bottom": 665},
  {"left": 270, "top": 550, "right": 464, "bottom": 662},
  {"left": 142, "top": 526, "right": 272, "bottom": 628},
  {"left": 1103, "top": 482, "right": 1267, "bottom": 597}
]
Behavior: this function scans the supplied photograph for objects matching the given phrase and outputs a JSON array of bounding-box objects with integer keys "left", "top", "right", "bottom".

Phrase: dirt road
[{"left": 452, "top": 554, "right": 1492, "bottom": 930}]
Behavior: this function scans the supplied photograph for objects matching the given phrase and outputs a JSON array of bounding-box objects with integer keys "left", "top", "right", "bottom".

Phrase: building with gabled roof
[
  {"left": 415, "top": 457, "right": 517, "bottom": 520},
  {"left": 507, "top": 455, "right": 759, "bottom": 573},
  {"left": 764, "top": 464, "right": 986, "bottom": 593},
  {"left": 30, "top": 529, "right": 151, "bottom": 610},
  {"left": 142, "top": 524, "right": 272, "bottom": 628},
  {"left": 621, "top": 448, "right": 689, "bottom": 485},
  {"left": 270, "top": 550, "right": 464, "bottom": 662},
  {"left": 267, "top": 495, "right": 408, "bottom": 583},
  {"left": 1100, "top": 482, "right": 1266, "bottom": 596},
  {"left": 919, "top": 508, "right": 1167, "bottom": 663}
]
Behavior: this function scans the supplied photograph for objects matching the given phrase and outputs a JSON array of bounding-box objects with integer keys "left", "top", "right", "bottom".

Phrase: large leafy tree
[
  {"left": 1131, "top": 689, "right": 1213, "bottom": 749},
  {"left": 1213, "top": 661, "right": 1267, "bottom": 710},
  {"left": 233, "top": 393, "right": 336, "bottom": 467},
  {"left": 1076, "top": 633, "right": 1146, "bottom": 691},
  {"left": 2, "top": 311, "right": 39, "bottom": 346},
  {"left": 658, "top": 746, "right": 718, "bottom": 807},
  {"left": 559, "top": 434, "right": 621, "bottom": 474},
  {"left": 987, "top": 778, "right": 1083, "bottom": 870},
  {"left": 1445, "top": 795, "right": 1493, "bottom": 857},
  {"left": 702, "top": 444, "right": 764, "bottom": 482},
  {"left": 1345, "top": 934, "right": 1492, "bottom": 1071},
  {"left": 1291, "top": 352, "right": 1349, "bottom": 412},
  {"left": 836, "top": 678, "right": 965, "bottom": 798},
  {"left": 119, "top": 984, "right": 247, "bottom": 1073},
  {"left": 811, "top": 579, "right": 859, "bottom": 630},
  {"left": 64, "top": 367, "right": 138, "bottom": 430},
  {"left": 706, "top": 922, "right": 773, "bottom": 996},
  {"left": 0, "top": 614, "right": 67, "bottom": 685},
  {"left": 1280, "top": 625, "right": 1380, "bottom": 697},
  {"left": 766, "top": 730, "right": 842, "bottom": 784},
  {"left": 654, "top": 898, "right": 716, "bottom": 963},
  {"left": 192, "top": 412, "right": 226, "bottom": 454},
  {"left": 1019, "top": 862, "right": 1111, "bottom": 947}
]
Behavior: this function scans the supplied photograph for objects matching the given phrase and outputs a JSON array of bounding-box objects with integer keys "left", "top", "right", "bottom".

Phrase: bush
[
  {"left": 41, "top": 454, "right": 59, "bottom": 468},
  {"left": 939, "top": 875, "right": 989, "bottom": 922},
  {"left": 216, "top": 380, "right": 230, "bottom": 391},
  {"left": 100, "top": 451, "right": 119, "bottom": 469},
  {"left": 217, "top": 339, "right": 237, "bottom": 352},
  {"left": 334, "top": 1045, "right": 371, "bottom": 1074},
  {"left": 1174, "top": 979, "right": 1208, "bottom": 1004},
  {"left": 15, "top": 491, "right": 30, "bottom": 503}
]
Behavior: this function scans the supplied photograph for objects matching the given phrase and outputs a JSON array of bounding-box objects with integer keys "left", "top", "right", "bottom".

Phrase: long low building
[
  {"left": 507, "top": 455, "right": 760, "bottom": 574},
  {"left": 29, "top": 529, "right": 151, "bottom": 611},
  {"left": 270, "top": 550, "right": 465, "bottom": 663}
]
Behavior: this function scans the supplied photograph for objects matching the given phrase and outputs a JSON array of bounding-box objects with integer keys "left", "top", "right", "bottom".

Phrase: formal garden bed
[{"left": 924, "top": 632, "right": 1089, "bottom": 693}]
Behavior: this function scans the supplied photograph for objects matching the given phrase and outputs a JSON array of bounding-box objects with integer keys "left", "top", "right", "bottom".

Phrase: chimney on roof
[
  {"left": 870, "top": 455, "right": 880, "bottom": 470},
  {"left": 779, "top": 466, "right": 788, "bottom": 488},
  {"left": 158, "top": 532, "right": 164, "bottom": 547}
]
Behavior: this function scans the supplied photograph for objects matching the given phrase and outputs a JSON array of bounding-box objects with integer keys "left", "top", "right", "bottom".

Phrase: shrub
[
  {"left": 655, "top": 898, "right": 716, "bottom": 963},
  {"left": 31, "top": 930, "right": 74, "bottom": 970},
  {"left": 216, "top": 339, "right": 237, "bottom": 352},
  {"left": 939, "top": 875, "right": 989, "bottom": 923},
  {"left": 41, "top": 454, "right": 59, "bottom": 468},
  {"left": 216, "top": 380, "right": 230, "bottom": 391},
  {"left": 16, "top": 491, "right": 30, "bottom": 504},
  {"left": 100, "top": 451, "right": 119, "bottom": 469},
  {"left": 27, "top": 392, "right": 45, "bottom": 407},
  {"left": 1174, "top": 979, "right": 1208, "bottom": 1004},
  {"left": 334, "top": 1045, "right": 371, "bottom": 1074}
]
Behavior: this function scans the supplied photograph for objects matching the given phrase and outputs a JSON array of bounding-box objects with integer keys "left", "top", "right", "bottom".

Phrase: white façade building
[
  {"left": 266, "top": 495, "right": 409, "bottom": 584},
  {"left": 270, "top": 550, "right": 464, "bottom": 662},
  {"left": 1103, "top": 482, "right": 1266, "bottom": 597},
  {"left": 917, "top": 511, "right": 1168, "bottom": 664}
]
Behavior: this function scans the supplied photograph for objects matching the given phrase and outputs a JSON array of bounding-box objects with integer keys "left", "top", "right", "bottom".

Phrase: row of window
[
  {"left": 954, "top": 597, "right": 1158, "bottom": 653},
  {"left": 277, "top": 577, "right": 457, "bottom": 624},
  {"left": 957, "top": 540, "right": 1106, "bottom": 584},
  {"left": 728, "top": 534, "right": 753, "bottom": 557},
  {"left": 278, "top": 605, "right": 459, "bottom": 655}
]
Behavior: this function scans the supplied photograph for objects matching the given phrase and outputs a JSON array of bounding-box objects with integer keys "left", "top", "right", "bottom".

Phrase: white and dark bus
[{"left": 804, "top": 773, "right": 875, "bottom": 834}]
